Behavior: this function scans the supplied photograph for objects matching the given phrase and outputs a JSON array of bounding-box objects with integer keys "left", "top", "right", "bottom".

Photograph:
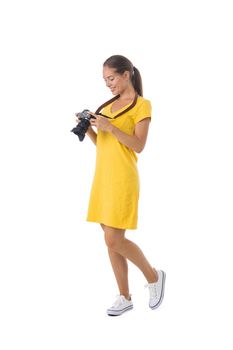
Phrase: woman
[{"left": 76, "top": 55, "right": 165, "bottom": 316}]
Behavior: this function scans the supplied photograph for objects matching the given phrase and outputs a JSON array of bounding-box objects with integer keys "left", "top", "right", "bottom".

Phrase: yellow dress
[{"left": 86, "top": 96, "right": 152, "bottom": 230}]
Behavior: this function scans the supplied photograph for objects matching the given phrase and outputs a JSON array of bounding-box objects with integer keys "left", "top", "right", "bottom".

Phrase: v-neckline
[{"left": 110, "top": 100, "right": 133, "bottom": 114}]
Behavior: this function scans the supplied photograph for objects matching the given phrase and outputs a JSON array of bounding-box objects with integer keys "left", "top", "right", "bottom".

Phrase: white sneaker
[
  {"left": 145, "top": 270, "right": 166, "bottom": 310},
  {"left": 107, "top": 295, "right": 133, "bottom": 316}
]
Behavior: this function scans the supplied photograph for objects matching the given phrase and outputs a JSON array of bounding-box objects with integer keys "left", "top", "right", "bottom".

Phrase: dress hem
[{"left": 86, "top": 219, "right": 137, "bottom": 230}]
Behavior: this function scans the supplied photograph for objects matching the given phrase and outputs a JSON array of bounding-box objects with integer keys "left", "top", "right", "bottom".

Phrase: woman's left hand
[{"left": 89, "top": 112, "right": 112, "bottom": 132}]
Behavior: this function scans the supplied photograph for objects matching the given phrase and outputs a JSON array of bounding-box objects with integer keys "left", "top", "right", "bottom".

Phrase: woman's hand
[
  {"left": 88, "top": 112, "right": 112, "bottom": 132},
  {"left": 75, "top": 113, "right": 81, "bottom": 124},
  {"left": 75, "top": 113, "right": 93, "bottom": 132}
]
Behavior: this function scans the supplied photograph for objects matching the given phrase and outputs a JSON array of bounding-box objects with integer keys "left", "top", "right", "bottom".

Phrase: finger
[{"left": 88, "top": 111, "right": 97, "bottom": 118}]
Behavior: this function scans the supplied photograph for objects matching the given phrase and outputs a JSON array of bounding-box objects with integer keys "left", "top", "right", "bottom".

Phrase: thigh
[
  {"left": 102, "top": 224, "right": 125, "bottom": 235},
  {"left": 100, "top": 223, "right": 105, "bottom": 232}
]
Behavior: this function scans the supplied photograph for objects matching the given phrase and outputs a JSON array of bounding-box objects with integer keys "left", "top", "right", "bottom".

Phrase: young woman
[{"left": 76, "top": 55, "right": 165, "bottom": 316}]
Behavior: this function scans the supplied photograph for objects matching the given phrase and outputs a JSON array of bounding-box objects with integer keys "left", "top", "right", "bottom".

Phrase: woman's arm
[
  {"left": 109, "top": 118, "right": 150, "bottom": 153},
  {"left": 86, "top": 126, "right": 97, "bottom": 145},
  {"left": 90, "top": 114, "right": 150, "bottom": 153}
]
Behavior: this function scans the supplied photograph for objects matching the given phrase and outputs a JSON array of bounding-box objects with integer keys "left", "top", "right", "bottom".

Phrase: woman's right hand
[
  {"left": 75, "top": 113, "right": 81, "bottom": 124},
  {"left": 75, "top": 114, "right": 94, "bottom": 136}
]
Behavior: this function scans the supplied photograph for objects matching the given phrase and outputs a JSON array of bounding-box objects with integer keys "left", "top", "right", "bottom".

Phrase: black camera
[{"left": 71, "top": 109, "right": 96, "bottom": 141}]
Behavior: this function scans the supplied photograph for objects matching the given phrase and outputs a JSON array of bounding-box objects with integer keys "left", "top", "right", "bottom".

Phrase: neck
[{"left": 119, "top": 86, "right": 136, "bottom": 101}]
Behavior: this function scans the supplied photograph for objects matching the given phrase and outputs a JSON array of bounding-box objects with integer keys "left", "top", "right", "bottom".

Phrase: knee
[
  {"left": 104, "top": 230, "right": 124, "bottom": 252},
  {"left": 105, "top": 235, "right": 118, "bottom": 251}
]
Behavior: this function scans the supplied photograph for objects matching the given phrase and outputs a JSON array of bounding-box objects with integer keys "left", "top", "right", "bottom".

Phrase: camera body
[{"left": 71, "top": 109, "right": 96, "bottom": 141}]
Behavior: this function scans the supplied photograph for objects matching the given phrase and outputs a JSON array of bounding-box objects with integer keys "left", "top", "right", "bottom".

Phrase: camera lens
[{"left": 71, "top": 118, "right": 90, "bottom": 141}]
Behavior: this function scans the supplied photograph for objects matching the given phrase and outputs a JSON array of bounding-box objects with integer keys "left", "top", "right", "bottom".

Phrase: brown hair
[{"left": 103, "top": 55, "right": 143, "bottom": 96}]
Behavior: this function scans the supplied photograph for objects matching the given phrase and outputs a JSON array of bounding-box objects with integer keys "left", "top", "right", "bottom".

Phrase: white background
[{"left": 0, "top": 0, "right": 233, "bottom": 349}]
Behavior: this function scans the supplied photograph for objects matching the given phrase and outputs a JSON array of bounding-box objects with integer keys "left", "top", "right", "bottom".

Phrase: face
[{"left": 103, "top": 65, "right": 130, "bottom": 95}]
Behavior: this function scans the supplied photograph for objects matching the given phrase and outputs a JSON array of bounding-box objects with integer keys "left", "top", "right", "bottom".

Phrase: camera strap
[{"left": 95, "top": 93, "right": 138, "bottom": 119}]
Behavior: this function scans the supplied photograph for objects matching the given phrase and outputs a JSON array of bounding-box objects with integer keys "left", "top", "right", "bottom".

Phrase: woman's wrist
[
  {"left": 87, "top": 125, "right": 94, "bottom": 134},
  {"left": 108, "top": 123, "right": 114, "bottom": 133}
]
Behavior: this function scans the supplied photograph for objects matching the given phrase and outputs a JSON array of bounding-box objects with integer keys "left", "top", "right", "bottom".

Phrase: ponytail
[{"left": 132, "top": 66, "right": 143, "bottom": 96}]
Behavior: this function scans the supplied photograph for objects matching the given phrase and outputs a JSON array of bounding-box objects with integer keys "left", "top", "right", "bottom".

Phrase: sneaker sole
[
  {"left": 107, "top": 304, "right": 133, "bottom": 316},
  {"left": 150, "top": 270, "right": 166, "bottom": 310}
]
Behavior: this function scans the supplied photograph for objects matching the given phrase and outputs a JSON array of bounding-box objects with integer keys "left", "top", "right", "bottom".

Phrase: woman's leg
[
  {"left": 102, "top": 224, "right": 158, "bottom": 284},
  {"left": 100, "top": 224, "right": 130, "bottom": 299}
]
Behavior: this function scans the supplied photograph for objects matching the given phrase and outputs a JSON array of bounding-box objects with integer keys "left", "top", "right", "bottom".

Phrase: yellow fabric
[{"left": 87, "top": 96, "right": 152, "bottom": 230}]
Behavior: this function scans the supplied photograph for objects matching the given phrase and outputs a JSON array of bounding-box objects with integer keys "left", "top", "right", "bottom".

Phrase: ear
[{"left": 123, "top": 70, "right": 130, "bottom": 80}]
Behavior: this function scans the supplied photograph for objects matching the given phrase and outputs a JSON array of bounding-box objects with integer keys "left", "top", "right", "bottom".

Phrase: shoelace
[
  {"left": 111, "top": 295, "right": 127, "bottom": 308},
  {"left": 145, "top": 283, "right": 158, "bottom": 299}
]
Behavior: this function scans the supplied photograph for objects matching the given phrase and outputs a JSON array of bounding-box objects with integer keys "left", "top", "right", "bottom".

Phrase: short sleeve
[{"left": 133, "top": 99, "right": 152, "bottom": 124}]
